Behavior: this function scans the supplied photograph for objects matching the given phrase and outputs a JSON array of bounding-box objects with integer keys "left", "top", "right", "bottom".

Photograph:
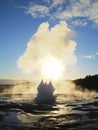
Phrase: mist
[
  {"left": 0, "top": 81, "right": 38, "bottom": 94},
  {"left": 53, "top": 80, "right": 98, "bottom": 100},
  {"left": 1, "top": 80, "right": 98, "bottom": 101}
]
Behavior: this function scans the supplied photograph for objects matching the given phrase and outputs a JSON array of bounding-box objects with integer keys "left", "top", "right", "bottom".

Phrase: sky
[{"left": 0, "top": 0, "right": 98, "bottom": 80}]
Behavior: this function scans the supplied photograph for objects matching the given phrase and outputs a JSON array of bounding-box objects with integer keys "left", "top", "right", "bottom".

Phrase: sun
[{"left": 41, "top": 57, "right": 64, "bottom": 80}]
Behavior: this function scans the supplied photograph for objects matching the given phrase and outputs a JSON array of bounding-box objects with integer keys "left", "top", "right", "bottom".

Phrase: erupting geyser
[{"left": 35, "top": 80, "right": 56, "bottom": 104}]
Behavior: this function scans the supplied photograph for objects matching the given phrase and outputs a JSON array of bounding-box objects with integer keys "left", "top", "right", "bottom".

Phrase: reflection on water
[{"left": 0, "top": 93, "right": 98, "bottom": 129}]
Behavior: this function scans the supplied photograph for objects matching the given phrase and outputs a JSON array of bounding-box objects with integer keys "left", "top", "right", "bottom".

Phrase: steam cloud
[{"left": 17, "top": 21, "right": 77, "bottom": 79}]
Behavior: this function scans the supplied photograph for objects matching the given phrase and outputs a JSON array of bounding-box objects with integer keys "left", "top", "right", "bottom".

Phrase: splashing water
[{"left": 35, "top": 80, "right": 56, "bottom": 104}]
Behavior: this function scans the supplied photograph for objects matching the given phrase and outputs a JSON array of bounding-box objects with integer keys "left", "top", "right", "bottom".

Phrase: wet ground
[{"left": 0, "top": 93, "right": 98, "bottom": 130}]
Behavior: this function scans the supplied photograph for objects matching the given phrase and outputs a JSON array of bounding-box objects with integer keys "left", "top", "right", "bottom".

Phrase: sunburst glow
[{"left": 42, "top": 57, "right": 64, "bottom": 80}]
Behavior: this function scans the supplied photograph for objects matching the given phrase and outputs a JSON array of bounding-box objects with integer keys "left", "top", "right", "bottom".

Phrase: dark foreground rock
[{"left": 0, "top": 94, "right": 98, "bottom": 130}]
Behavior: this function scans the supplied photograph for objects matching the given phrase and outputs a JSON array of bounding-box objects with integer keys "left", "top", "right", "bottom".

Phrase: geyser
[{"left": 35, "top": 80, "right": 56, "bottom": 104}]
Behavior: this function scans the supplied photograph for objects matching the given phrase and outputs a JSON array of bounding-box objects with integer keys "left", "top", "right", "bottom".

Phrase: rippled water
[{"left": 0, "top": 93, "right": 98, "bottom": 130}]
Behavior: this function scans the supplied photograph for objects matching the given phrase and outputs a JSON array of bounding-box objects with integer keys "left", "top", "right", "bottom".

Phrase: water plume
[{"left": 35, "top": 80, "right": 56, "bottom": 104}]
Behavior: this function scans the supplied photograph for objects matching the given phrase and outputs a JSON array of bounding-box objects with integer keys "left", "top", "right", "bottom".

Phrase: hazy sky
[{"left": 0, "top": 0, "right": 98, "bottom": 80}]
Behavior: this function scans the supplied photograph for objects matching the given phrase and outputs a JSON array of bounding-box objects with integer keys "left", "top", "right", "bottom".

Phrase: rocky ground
[{"left": 0, "top": 94, "right": 98, "bottom": 130}]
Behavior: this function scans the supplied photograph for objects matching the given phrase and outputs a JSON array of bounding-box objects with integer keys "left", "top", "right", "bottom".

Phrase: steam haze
[{"left": 17, "top": 21, "right": 77, "bottom": 79}]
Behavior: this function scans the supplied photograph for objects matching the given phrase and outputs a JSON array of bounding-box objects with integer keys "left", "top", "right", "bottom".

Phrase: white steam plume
[{"left": 17, "top": 21, "right": 77, "bottom": 79}]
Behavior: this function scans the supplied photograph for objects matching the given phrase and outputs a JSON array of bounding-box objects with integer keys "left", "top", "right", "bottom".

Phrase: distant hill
[
  {"left": 0, "top": 79, "right": 29, "bottom": 85},
  {"left": 73, "top": 74, "right": 98, "bottom": 92},
  {"left": 0, "top": 79, "right": 19, "bottom": 85}
]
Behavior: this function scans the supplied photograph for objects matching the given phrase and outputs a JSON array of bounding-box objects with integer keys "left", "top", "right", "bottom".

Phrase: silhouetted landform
[
  {"left": 73, "top": 74, "right": 98, "bottom": 92},
  {"left": 0, "top": 79, "right": 17, "bottom": 85},
  {"left": 35, "top": 80, "right": 56, "bottom": 104}
]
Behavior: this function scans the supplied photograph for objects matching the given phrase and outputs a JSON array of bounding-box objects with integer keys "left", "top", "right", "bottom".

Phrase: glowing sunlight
[{"left": 41, "top": 57, "right": 64, "bottom": 80}]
